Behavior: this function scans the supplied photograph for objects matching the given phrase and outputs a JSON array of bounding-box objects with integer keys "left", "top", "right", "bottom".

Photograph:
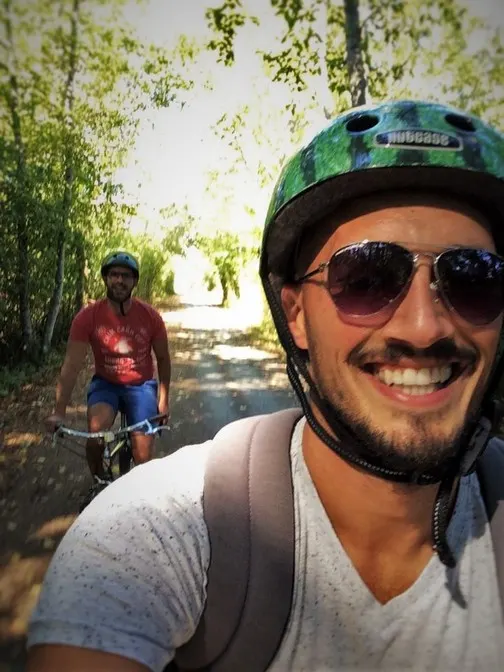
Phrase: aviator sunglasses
[{"left": 294, "top": 241, "right": 504, "bottom": 326}]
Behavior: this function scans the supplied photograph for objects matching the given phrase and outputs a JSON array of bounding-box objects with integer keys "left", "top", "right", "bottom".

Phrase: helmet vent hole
[
  {"left": 445, "top": 113, "right": 475, "bottom": 133},
  {"left": 345, "top": 114, "right": 380, "bottom": 133}
]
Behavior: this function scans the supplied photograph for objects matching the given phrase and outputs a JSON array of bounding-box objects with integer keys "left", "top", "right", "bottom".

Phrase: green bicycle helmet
[
  {"left": 260, "top": 100, "right": 504, "bottom": 567},
  {"left": 101, "top": 251, "right": 140, "bottom": 279},
  {"left": 262, "top": 100, "right": 504, "bottom": 279}
]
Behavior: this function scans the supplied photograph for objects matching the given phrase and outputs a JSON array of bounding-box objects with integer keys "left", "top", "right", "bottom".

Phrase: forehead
[{"left": 309, "top": 191, "right": 495, "bottom": 261}]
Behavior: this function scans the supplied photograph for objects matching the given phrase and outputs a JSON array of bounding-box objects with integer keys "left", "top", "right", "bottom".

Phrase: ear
[{"left": 280, "top": 284, "right": 308, "bottom": 350}]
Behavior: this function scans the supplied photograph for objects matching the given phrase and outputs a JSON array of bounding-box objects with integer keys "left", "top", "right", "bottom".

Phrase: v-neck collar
[{"left": 291, "top": 418, "right": 474, "bottom": 619}]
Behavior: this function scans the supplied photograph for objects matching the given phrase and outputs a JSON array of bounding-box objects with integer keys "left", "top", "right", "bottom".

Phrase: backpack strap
[
  {"left": 175, "top": 408, "right": 303, "bottom": 672},
  {"left": 476, "top": 438, "right": 504, "bottom": 621}
]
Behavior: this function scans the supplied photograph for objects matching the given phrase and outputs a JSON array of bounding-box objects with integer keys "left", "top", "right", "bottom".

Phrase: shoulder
[
  {"left": 69, "top": 300, "right": 104, "bottom": 336},
  {"left": 73, "top": 299, "right": 107, "bottom": 321},
  {"left": 132, "top": 298, "right": 158, "bottom": 314},
  {"left": 133, "top": 299, "right": 164, "bottom": 320},
  {"left": 28, "top": 441, "right": 215, "bottom": 669},
  {"left": 103, "top": 440, "right": 211, "bottom": 510},
  {"left": 133, "top": 299, "right": 166, "bottom": 334},
  {"left": 80, "top": 439, "right": 214, "bottom": 548}
]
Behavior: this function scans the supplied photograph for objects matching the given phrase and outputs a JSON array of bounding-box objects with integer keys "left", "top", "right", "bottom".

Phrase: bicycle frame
[
  {"left": 52, "top": 414, "right": 169, "bottom": 512},
  {"left": 53, "top": 414, "right": 169, "bottom": 476}
]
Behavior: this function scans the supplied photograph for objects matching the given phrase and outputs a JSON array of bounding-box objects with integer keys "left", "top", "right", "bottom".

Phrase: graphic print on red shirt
[{"left": 69, "top": 299, "right": 167, "bottom": 385}]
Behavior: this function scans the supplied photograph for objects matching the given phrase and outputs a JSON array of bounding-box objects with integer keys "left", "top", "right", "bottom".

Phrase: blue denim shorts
[{"left": 87, "top": 375, "right": 158, "bottom": 425}]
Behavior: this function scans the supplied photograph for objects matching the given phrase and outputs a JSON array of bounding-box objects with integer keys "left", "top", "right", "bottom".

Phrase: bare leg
[
  {"left": 131, "top": 433, "right": 155, "bottom": 465},
  {"left": 86, "top": 403, "right": 115, "bottom": 479}
]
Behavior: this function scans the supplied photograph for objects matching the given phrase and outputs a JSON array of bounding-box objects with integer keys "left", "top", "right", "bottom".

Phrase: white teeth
[
  {"left": 376, "top": 365, "right": 453, "bottom": 388},
  {"left": 392, "top": 370, "right": 404, "bottom": 385},
  {"left": 400, "top": 384, "right": 437, "bottom": 396},
  {"left": 400, "top": 368, "right": 415, "bottom": 385},
  {"left": 383, "top": 369, "right": 394, "bottom": 385}
]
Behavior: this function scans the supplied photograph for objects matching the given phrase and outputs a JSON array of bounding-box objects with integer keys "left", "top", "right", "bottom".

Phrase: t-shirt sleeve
[
  {"left": 150, "top": 307, "right": 168, "bottom": 343},
  {"left": 68, "top": 305, "right": 93, "bottom": 343},
  {"left": 27, "top": 443, "right": 212, "bottom": 672}
]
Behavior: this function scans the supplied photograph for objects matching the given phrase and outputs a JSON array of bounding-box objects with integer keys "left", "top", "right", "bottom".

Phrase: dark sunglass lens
[
  {"left": 327, "top": 242, "right": 413, "bottom": 316},
  {"left": 437, "top": 249, "right": 504, "bottom": 325}
]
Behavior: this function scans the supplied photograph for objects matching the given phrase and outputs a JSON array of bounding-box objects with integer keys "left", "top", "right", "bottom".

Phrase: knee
[
  {"left": 133, "top": 448, "right": 152, "bottom": 464},
  {"left": 132, "top": 437, "right": 153, "bottom": 464}
]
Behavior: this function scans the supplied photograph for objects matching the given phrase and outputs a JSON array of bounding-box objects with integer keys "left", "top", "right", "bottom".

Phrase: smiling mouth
[{"left": 361, "top": 363, "right": 466, "bottom": 396}]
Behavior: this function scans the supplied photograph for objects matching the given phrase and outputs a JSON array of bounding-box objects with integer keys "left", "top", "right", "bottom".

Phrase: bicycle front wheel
[{"left": 118, "top": 412, "right": 133, "bottom": 475}]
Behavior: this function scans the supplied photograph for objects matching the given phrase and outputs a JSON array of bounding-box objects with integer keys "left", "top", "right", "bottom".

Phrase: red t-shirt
[{"left": 69, "top": 299, "right": 168, "bottom": 385}]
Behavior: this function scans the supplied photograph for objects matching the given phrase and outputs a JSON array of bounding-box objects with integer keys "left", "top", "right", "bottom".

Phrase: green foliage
[
  {"left": 160, "top": 203, "right": 199, "bottom": 255},
  {"left": 205, "top": 0, "right": 504, "bottom": 121},
  {"left": 206, "top": 0, "right": 259, "bottom": 66},
  {"left": 0, "top": 348, "right": 63, "bottom": 398},
  {"left": 247, "top": 299, "right": 284, "bottom": 355},
  {"left": 0, "top": 0, "right": 195, "bottom": 366},
  {"left": 195, "top": 230, "right": 257, "bottom": 307},
  {"left": 135, "top": 244, "right": 166, "bottom": 302}
]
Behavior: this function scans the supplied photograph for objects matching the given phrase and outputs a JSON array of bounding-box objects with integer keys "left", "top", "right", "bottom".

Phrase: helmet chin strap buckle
[{"left": 460, "top": 416, "right": 492, "bottom": 475}]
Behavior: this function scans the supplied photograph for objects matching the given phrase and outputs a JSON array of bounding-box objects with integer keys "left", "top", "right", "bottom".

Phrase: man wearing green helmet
[
  {"left": 29, "top": 102, "right": 504, "bottom": 671},
  {"left": 45, "top": 251, "right": 171, "bottom": 504}
]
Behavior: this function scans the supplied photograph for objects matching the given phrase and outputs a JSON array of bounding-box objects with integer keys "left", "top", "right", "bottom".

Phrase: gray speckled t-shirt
[{"left": 28, "top": 419, "right": 504, "bottom": 671}]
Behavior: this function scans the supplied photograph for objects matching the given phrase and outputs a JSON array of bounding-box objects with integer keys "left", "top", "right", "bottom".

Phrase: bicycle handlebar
[{"left": 53, "top": 414, "right": 170, "bottom": 444}]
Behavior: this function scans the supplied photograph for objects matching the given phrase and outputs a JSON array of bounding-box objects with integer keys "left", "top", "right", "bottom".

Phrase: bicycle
[{"left": 52, "top": 411, "right": 169, "bottom": 511}]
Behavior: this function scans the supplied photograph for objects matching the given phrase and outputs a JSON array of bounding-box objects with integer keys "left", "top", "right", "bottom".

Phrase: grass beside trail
[
  {"left": 245, "top": 308, "right": 285, "bottom": 357},
  {"left": 0, "top": 350, "right": 65, "bottom": 399}
]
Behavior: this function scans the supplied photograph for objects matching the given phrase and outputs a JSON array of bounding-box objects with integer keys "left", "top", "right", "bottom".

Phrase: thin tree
[
  {"left": 343, "top": 0, "right": 368, "bottom": 106},
  {"left": 41, "top": 0, "right": 80, "bottom": 356}
]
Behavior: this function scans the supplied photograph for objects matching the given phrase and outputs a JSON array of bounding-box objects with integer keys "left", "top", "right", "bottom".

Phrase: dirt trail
[{"left": 0, "top": 300, "right": 298, "bottom": 671}]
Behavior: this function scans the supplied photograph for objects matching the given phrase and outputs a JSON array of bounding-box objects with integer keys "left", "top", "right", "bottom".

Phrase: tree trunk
[
  {"left": 2, "top": 0, "right": 34, "bottom": 357},
  {"left": 219, "top": 271, "right": 229, "bottom": 308},
  {"left": 41, "top": 0, "right": 80, "bottom": 357},
  {"left": 73, "top": 234, "right": 85, "bottom": 314},
  {"left": 343, "top": 0, "right": 368, "bottom": 106}
]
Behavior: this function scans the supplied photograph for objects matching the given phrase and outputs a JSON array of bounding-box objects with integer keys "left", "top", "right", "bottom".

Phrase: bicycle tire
[
  {"left": 118, "top": 441, "right": 133, "bottom": 475},
  {"left": 118, "top": 411, "right": 133, "bottom": 475},
  {"left": 79, "top": 480, "right": 111, "bottom": 513}
]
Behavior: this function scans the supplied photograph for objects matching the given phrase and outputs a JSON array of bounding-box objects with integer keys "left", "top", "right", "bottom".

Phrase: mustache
[{"left": 348, "top": 338, "right": 478, "bottom": 369}]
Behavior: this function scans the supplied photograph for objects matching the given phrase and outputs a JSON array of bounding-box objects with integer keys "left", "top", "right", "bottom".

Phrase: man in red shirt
[{"left": 46, "top": 251, "right": 171, "bottom": 487}]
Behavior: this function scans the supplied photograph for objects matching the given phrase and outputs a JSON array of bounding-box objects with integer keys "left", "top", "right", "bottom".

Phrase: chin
[{"left": 377, "top": 418, "right": 467, "bottom": 470}]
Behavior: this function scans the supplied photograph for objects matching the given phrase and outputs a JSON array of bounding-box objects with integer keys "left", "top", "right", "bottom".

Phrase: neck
[
  {"left": 302, "top": 420, "right": 438, "bottom": 552},
  {"left": 302, "top": 419, "right": 440, "bottom": 602},
  {"left": 107, "top": 297, "right": 132, "bottom": 315}
]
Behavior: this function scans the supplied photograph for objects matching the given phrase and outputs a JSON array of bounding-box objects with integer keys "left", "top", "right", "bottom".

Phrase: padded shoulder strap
[
  {"left": 175, "top": 408, "right": 303, "bottom": 672},
  {"left": 477, "top": 438, "right": 504, "bottom": 622}
]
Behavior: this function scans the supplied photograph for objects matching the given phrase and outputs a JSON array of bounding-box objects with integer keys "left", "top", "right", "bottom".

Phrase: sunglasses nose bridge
[{"left": 410, "top": 252, "right": 441, "bottom": 304}]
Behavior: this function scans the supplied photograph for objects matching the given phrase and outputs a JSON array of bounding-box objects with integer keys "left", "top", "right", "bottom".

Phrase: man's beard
[
  {"left": 307, "top": 347, "right": 478, "bottom": 478},
  {"left": 107, "top": 286, "right": 132, "bottom": 303},
  {"left": 322, "top": 391, "right": 466, "bottom": 475}
]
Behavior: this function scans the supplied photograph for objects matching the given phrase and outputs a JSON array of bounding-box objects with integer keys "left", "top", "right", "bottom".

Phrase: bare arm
[
  {"left": 27, "top": 644, "right": 151, "bottom": 672},
  {"left": 153, "top": 336, "right": 171, "bottom": 417},
  {"left": 53, "top": 340, "right": 88, "bottom": 416}
]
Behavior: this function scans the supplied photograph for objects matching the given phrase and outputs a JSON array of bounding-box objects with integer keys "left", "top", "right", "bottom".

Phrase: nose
[{"left": 381, "top": 263, "right": 456, "bottom": 348}]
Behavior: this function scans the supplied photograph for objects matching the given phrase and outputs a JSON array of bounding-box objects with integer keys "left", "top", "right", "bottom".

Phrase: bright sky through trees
[{"left": 116, "top": 0, "right": 504, "bottom": 237}]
